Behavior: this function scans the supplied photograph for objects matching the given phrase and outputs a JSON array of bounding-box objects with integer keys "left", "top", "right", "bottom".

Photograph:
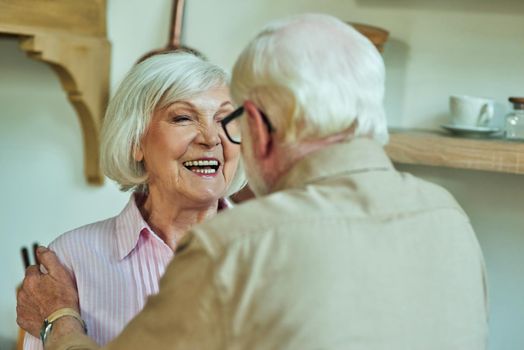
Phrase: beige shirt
[{"left": 52, "top": 138, "right": 488, "bottom": 350}]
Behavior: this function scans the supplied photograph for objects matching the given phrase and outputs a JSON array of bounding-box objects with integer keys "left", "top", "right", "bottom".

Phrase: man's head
[{"left": 229, "top": 14, "right": 388, "bottom": 195}]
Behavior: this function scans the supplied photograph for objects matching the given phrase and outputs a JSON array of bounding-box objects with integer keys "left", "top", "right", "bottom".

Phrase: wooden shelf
[
  {"left": 386, "top": 129, "right": 524, "bottom": 175},
  {"left": 0, "top": 0, "right": 110, "bottom": 185}
]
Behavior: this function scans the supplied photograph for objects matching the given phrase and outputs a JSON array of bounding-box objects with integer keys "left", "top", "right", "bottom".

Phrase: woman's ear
[
  {"left": 133, "top": 145, "right": 144, "bottom": 162},
  {"left": 244, "top": 101, "right": 273, "bottom": 159}
]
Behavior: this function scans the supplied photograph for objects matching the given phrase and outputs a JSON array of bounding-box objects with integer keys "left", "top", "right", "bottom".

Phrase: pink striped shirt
[{"left": 24, "top": 195, "right": 175, "bottom": 348}]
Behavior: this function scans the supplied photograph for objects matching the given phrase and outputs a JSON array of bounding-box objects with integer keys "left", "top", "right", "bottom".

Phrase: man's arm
[
  {"left": 16, "top": 247, "right": 80, "bottom": 339},
  {"left": 44, "top": 317, "right": 96, "bottom": 350},
  {"left": 17, "top": 236, "right": 226, "bottom": 350},
  {"left": 22, "top": 241, "right": 78, "bottom": 350}
]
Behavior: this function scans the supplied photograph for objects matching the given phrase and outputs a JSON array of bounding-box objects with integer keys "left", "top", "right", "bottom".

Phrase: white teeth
[
  {"left": 192, "top": 168, "right": 216, "bottom": 174},
  {"left": 183, "top": 159, "right": 219, "bottom": 167}
]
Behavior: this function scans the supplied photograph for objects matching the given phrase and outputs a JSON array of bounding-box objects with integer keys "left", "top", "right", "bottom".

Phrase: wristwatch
[
  {"left": 40, "top": 319, "right": 54, "bottom": 344},
  {"left": 40, "top": 308, "right": 87, "bottom": 344}
]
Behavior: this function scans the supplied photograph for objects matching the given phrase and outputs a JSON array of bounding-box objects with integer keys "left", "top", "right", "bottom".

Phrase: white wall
[{"left": 1, "top": 0, "right": 523, "bottom": 349}]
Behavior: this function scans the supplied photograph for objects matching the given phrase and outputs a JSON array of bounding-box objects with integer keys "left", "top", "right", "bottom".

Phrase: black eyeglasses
[{"left": 220, "top": 106, "right": 275, "bottom": 144}]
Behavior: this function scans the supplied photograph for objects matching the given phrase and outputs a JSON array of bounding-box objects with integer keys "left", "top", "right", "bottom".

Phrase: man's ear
[{"left": 244, "top": 101, "right": 272, "bottom": 159}]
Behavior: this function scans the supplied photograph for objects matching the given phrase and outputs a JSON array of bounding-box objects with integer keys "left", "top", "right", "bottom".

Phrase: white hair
[
  {"left": 231, "top": 13, "right": 389, "bottom": 145},
  {"left": 101, "top": 51, "right": 246, "bottom": 195}
]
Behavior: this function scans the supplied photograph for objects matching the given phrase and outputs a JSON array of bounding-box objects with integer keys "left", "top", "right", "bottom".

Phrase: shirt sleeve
[
  {"left": 48, "top": 238, "right": 75, "bottom": 278},
  {"left": 23, "top": 332, "right": 43, "bottom": 350},
  {"left": 47, "top": 233, "right": 226, "bottom": 350}
]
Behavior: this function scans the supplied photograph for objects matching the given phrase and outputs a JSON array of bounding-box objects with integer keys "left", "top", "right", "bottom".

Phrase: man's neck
[{"left": 266, "top": 131, "right": 356, "bottom": 193}]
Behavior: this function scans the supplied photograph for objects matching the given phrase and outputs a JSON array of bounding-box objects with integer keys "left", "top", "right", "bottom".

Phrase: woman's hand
[{"left": 16, "top": 247, "right": 80, "bottom": 337}]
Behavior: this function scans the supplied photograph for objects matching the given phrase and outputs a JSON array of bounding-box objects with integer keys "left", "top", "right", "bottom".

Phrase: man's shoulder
[
  {"left": 191, "top": 190, "right": 307, "bottom": 253},
  {"left": 189, "top": 179, "right": 383, "bottom": 254},
  {"left": 190, "top": 169, "right": 470, "bottom": 257},
  {"left": 398, "top": 171, "right": 465, "bottom": 212}
]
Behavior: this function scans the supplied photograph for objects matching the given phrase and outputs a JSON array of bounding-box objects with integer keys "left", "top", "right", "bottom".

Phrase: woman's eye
[{"left": 171, "top": 115, "right": 192, "bottom": 123}]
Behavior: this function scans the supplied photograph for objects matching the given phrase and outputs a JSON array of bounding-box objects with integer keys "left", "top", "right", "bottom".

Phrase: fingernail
[{"left": 37, "top": 246, "right": 47, "bottom": 253}]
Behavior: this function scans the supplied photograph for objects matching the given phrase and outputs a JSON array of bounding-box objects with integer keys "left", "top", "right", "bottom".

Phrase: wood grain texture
[
  {"left": 386, "top": 130, "right": 524, "bottom": 175},
  {"left": 0, "top": 0, "right": 110, "bottom": 184},
  {"left": 0, "top": 0, "right": 106, "bottom": 36}
]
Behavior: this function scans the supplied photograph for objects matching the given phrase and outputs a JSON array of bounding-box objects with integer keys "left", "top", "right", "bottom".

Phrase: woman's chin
[{"left": 185, "top": 185, "right": 226, "bottom": 205}]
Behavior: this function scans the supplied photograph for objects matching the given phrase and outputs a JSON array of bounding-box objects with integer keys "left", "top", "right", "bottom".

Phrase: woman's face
[{"left": 136, "top": 85, "right": 240, "bottom": 205}]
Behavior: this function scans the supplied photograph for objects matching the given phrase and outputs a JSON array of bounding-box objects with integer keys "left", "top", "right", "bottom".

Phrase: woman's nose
[{"left": 197, "top": 122, "right": 221, "bottom": 148}]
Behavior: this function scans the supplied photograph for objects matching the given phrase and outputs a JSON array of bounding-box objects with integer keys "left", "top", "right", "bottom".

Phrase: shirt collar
[
  {"left": 114, "top": 194, "right": 152, "bottom": 261},
  {"left": 273, "top": 138, "right": 394, "bottom": 192}
]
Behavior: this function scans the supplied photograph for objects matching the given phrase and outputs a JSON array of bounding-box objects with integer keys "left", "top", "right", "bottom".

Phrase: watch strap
[{"left": 40, "top": 308, "right": 87, "bottom": 344}]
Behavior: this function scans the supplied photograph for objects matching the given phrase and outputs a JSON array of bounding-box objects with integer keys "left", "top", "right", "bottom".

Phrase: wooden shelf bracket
[
  {"left": 20, "top": 33, "right": 110, "bottom": 184},
  {"left": 0, "top": 0, "right": 111, "bottom": 185}
]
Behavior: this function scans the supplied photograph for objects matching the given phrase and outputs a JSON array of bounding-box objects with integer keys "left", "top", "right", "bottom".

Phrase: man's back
[
  {"left": 189, "top": 139, "right": 487, "bottom": 349},
  {"left": 115, "top": 139, "right": 487, "bottom": 350}
]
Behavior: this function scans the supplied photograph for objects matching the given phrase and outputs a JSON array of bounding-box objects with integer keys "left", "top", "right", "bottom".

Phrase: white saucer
[{"left": 441, "top": 124, "right": 501, "bottom": 137}]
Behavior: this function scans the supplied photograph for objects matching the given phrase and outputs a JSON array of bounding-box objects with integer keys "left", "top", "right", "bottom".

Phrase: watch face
[{"left": 40, "top": 320, "right": 53, "bottom": 344}]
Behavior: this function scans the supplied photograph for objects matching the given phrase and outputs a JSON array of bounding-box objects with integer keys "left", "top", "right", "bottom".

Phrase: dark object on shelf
[{"left": 137, "top": 0, "right": 203, "bottom": 63}]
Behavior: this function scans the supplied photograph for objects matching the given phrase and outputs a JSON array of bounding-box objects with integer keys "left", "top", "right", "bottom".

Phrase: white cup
[{"left": 449, "top": 95, "right": 494, "bottom": 127}]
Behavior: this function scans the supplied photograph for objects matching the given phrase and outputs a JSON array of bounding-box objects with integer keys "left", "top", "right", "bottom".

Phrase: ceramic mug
[{"left": 449, "top": 95, "right": 494, "bottom": 127}]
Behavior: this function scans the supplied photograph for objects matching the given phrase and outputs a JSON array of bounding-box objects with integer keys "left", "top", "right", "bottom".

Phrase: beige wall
[{"left": 1, "top": 0, "right": 523, "bottom": 349}]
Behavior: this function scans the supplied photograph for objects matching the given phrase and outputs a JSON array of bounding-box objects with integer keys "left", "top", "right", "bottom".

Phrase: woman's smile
[{"left": 182, "top": 157, "right": 221, "bottom": 177}]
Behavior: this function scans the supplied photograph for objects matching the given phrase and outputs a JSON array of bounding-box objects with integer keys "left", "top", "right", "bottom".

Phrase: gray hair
[
  {"left": 231, "top": 13, "right": 389, "bottom": 145},
  {"left": 101, "top": 51, "right": 245, "bottom": 195}
]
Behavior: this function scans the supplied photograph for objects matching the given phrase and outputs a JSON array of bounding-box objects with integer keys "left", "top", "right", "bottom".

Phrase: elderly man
[{"left": 17, "top": 13, "right": 487, "bottom": 350}]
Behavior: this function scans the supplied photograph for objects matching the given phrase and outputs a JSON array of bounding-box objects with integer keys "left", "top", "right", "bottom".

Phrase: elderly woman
[{"left": 23, "top": 51, "right": 244, "bottom": 349}]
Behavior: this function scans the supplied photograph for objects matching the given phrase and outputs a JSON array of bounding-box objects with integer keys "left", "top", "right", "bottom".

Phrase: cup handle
[{"left": 478, "top": 103, "right": 494, "bottom": 126}]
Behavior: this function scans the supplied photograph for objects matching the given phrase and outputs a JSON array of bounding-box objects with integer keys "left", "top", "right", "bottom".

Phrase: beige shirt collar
[{"left": 273, "top": 137, "right": 394, "bottom": 192}]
